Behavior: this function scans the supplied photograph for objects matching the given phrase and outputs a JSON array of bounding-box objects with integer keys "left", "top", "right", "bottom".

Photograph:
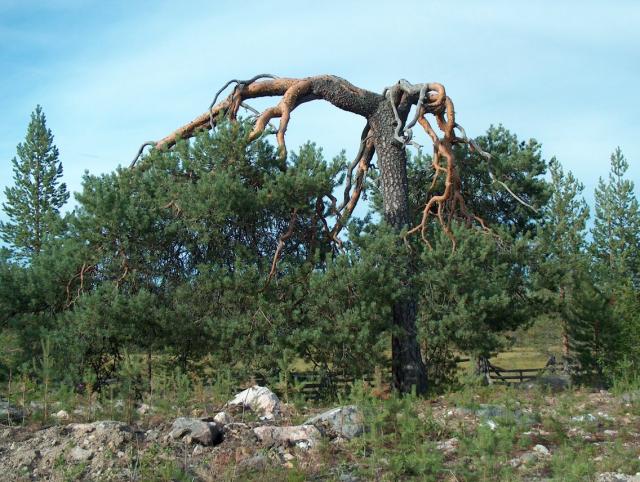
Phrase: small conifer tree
[
  {"left": 590, "top": 148, "right": 640, "bottom": 376},
  {"left": 1, "top": 105, "right": 69, "bottom": 258},
  {"left": 592, "top": 147, "right": 640, "bottom": 285}
]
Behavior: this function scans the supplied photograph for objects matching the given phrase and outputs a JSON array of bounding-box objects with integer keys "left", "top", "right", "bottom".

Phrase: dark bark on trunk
[
  {"left": 368, "top": 101, "right": 428, "bottom": 395},
  {"left": 560, "top": 287, "right": 570, "bottom": 359}
]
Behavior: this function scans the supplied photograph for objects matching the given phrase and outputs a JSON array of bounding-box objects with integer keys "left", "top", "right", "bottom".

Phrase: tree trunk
[
  {"left": 369, "top": 101, "right": 428, "bottom": 395},
  {"left": 559, "top": 287, "right": 570, "bottom": 359}
]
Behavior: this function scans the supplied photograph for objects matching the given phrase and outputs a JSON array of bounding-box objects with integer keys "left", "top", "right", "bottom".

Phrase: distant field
[
  {"left": 455, "top": 346, "right": 562, "bottom": 373},
  {"left": 491, "top": 347, "right": 558, "bottom": 369}
]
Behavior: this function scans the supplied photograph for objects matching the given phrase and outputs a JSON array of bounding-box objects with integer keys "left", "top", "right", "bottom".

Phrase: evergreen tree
[
  {"left": 533, "top": 159, "right": 590, "bottom": 361},
  {"left": 368, "top": 126, "right": 551, "bottom": 386},
  {"left": 416, "top": 223, "right": 533, "bottom": 385},
  {"left": 590, "top": 147, "right": 640, "bottom": 377},
  {"left": 1, "top": 106, "right": 69, "bottom": 258},
  {"left": 55, "top": 121, "right": 347, "bottom": 383},
  {"left": 592, "top": 147, "right": 640, "bottom": 286}
]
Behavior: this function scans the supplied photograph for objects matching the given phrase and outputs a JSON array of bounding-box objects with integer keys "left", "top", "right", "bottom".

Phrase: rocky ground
[{"left": 1, "top": 382, "right": 640, "bottom": 481}]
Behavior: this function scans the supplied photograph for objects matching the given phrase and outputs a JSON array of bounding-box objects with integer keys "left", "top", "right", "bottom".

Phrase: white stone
[
  {"left": 136, "top": 403, "right": 152, "bottom": 415},
  {"left": 227, "top": 386, "right": 280, "bottom": 420},
  {"left": 597, "top": 411, "right": 615, "bottom": 421},
  {"left": 484, "top": 419, "right": 498, "bottom": 430},
  {"left": 213, "top": 411, "right": 233, "bottom": 424},
  {"left": 533, "top": 444, "right": 550, "bottom": 456},
  {"left": 571, "top": 413, "right": 597, "bottom": 423},
  {"left": 54, "top": 410, "right": 69, "bottom": 420},
  {"left": 252, "top": 424, "right": 321, "bottom": 449}
]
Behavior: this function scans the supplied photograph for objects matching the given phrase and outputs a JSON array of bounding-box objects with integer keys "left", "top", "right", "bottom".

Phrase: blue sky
[{"left": 1, "top": 0, "right": 638, "bottom": 222}]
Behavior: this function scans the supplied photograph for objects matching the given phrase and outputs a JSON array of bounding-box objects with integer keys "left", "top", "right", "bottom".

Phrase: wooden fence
[
  {"left": 480, "top": 356, "right": 557, "bottom": 385},
  {"left": 485, "top": 366, "right": 549, "bottom": 384},
  {"left": 231, "top": 356, "right": 557, "bottom": 400}
]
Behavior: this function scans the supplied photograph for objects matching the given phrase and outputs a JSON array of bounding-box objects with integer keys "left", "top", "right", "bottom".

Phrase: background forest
[{"left": 1, "top": 106, "right": 639, "bottom": 398}]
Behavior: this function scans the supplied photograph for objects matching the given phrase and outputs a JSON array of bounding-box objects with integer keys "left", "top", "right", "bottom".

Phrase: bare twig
[
  {"left": 263, "top": 208, "right": 298, "bottom": 289},
  {"left": 130, "top": 141, "right": 156, "bottom": 168},
  {"left": 453, "top": 123, "right": 538, "bottom": 213},
  {"left": 208, "top": 74, "right": 279, "bottom": 129}
]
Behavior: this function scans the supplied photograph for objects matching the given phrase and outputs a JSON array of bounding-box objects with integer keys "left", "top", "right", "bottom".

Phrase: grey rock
[
  {"left": 620, "top": 391, "right": 640, "bottom": 404},
  {"left": 597, "top": 473, "right": 640, "bottom": 482},
  {"left": 436, "top": 437, "right": 459, "bottom": 455},
  {"left": 484, "top": 419, "right": 498, "bottom": 430},
  {"left": 169, "top": 417, "right": 223, "bottom": 446},
  {"left": 304, "top": 405, "right": 364, "bottom": 439},
  {"left": 16, "top": 449, "right": 40, "bottom": 468},
  {"left": 571, "top": 413, "right": 597, "bottom": 423},
  {"left": 570, "top": 412, "right": 614, "bottom": 423},
  {"left": 69, "top": 446, "right": 94, "bottom": 462},
  {"left": 239, "top": 454, "right": 269, "bottom": 470},
  {"left": 192, "top": 444, "right": 204, "bottom": 456},
  {"left": 522, "top": 374, "right": 571, "bottom": 392},
  {"left": 0, "top": 399, "right": 24, "bottom": 423},
  {"left": 136, "top": 403, "right": 152, "bottom": 415},
  {"left": 253, "top": 424, "right": 321, "bottom": 449},
  {"left": 509, "top": 451, "right": 540, "bottom": 468},
  {"left": 475, "top": 404, "right": 539, "bottom": 426}
]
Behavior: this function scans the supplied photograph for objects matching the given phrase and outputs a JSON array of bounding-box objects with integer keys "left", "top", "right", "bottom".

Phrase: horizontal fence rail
[
  {"left": 226, "top": 356, "right": 558, "bottom": 399},
  {"left": 482, "top": 356, "right": 557, "bottom": 384}
]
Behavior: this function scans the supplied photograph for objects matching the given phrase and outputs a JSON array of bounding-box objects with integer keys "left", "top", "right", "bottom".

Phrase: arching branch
[
  {"left": 150, "top": 75, "right": 381, "bottom": 154},
  {"left": 135, "top": 74, "right": 531, "bottom": 276},
  {"left": 133, "top": 75, "right": 384, "bottom": 280}
]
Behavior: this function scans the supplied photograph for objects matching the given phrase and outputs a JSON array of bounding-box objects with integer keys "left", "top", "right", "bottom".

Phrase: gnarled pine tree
[{"left": 133, "top": 75, "right": 497, "bottom": 394}]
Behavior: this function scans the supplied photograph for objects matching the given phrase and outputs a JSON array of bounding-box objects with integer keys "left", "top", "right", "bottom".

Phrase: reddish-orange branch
[{"left": 139, "top": 74, "right": 494, "bottom": 277}]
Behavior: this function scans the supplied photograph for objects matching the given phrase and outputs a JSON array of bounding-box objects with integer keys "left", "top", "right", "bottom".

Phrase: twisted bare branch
[
  {"left": 263, "top": 208, "right": 298, "bottom": 289},
  {"left": 452, "top": 123, "right": 539, "bottom": 213},
  {"left": 208, "top": 74, "right": 279, "bottom": 129},
  {"left": 130, "top": 141, "right": 157, "bottom": 168},
  {"left": 378, "top": 79, "right": 535, "bottom": 250}
]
